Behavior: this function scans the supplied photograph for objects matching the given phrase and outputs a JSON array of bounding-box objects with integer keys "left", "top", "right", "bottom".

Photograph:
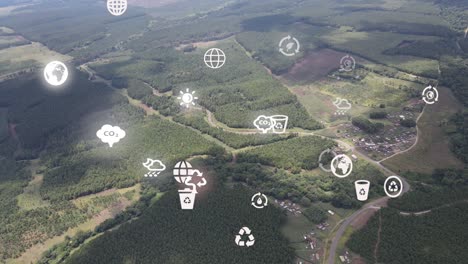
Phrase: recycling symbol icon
[
  {"left": 359, "top": 188, "right": 366, "bottom": 195},
  {"left": 235, "top": 226, "right": 255, "bottom": 247},
  {"left": 184, "top": 197, "right": 191, "bottom": 204}
]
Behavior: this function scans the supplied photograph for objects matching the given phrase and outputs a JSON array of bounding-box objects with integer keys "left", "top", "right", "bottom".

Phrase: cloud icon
[
  {"left": 96, "top": 124, "right": 126, "bottom": 147},
  {"left": 142, "top": 159, "right": 166, "bottom": 177},
  {"left": 253, "top": 115, "right": 275, "bottom": 133},
  {"left": 333, "top": 98, "right": 352, "bottom": 110},
  {"left": 142, "top": 159, "right": 166, "bottom": 171}
]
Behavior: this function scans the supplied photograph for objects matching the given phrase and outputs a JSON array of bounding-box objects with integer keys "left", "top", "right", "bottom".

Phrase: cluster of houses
[
  {"left": 274, "top": 199, "right": 302, "bottom": 216},
  {"left": 316, "top": 221, "right": 330, "bottom": 231},
  {"left": 338, "top": 110, "right": 418, "bottom": 158},
  {"left": 339, "top": 250, "right": 352, "bottom": 263}
]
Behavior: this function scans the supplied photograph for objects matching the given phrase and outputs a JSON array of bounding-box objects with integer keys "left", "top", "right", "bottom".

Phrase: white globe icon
[
  {"left": 204, "top": 48, "right": 226, "bottom": 69},
  {"left": 44, "top": 61, "right": 68, "bottom": 86},
  {"left": 107, "top": 0, "right": 127, "bottom": 16}
]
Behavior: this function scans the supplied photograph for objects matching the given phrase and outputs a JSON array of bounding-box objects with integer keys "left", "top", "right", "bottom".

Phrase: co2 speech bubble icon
[{"left": 96, "top": 124, "right": 126, "bottom": 147}]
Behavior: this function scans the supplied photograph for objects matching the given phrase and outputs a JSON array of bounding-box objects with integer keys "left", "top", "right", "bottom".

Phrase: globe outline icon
[
  {"left": 204, "top": 48, "right": 226, "bottom": 69},
  {"left": 43, "top": 61, "right": 68, "bottom": 86},
  {"left": 107, "top": 0, "right": 127, "bottom": 16},
  {"left": 330, "top": 154, "right": 353, "bottom": 178}
]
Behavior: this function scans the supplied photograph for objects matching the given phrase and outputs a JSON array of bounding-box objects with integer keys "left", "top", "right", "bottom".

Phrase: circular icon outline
[
  {"left": 251, "top": 192, "right": 268, "bottom": 209},
  {"left": 318, "top": 148, "right": 337, "bottom": 172},
  {"left": 43, "top": 61, "right": 68, "bottom": 86},
  {"left": 330, "top": 154, "right": 353, "bottom": 178},
  {"left": 339, "top": 55, "right": 356, "bottom": 72},
  {"left": 204, "top": 48, "right": 226, "bottom": 69},
  {"left": 422, "top": 85, "right": 439, "bottom": 105},
  {"left": 278, "top": 35, "right": 300, "bottom": 56},
  {"left": 384, "top": 176, "right": 403, "bottom": 198}
]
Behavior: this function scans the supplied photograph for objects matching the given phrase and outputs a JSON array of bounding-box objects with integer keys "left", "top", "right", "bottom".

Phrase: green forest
[
  {"left": 65, "top": 183, "right": 295, "bottom": 264},
  {"left": 0, "top": 0, "right": 467, "bottom": 263},
  {"left": 347, "top": 204, "right": 468, "bottom": 263}
]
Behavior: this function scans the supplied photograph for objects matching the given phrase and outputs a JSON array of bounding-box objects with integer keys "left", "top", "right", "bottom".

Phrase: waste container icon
[
  {"left": 179, "top": 190, "right": 196, "bottom": 210},
  {"left": 355, "top": 180, "right": 370, "bottom": 201},
  {"left": 271, "top": 115, "right": 288, "bottom": 134}
]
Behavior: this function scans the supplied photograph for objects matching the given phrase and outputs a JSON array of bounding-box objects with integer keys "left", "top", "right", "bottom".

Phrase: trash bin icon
[
  {"left": 271, "top": 115, "right": 288, "bottom": 134},
  {"left": 355, "top": 180, "right": 370, "bottom": 201},
  {"left": 179, "top": 190, "right": 196, "bottom": 210}
]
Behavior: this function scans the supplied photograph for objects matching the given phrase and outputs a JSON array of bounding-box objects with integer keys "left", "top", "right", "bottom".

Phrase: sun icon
[{"left": 177, "top": 88, "right": 198, "bottom": 108}]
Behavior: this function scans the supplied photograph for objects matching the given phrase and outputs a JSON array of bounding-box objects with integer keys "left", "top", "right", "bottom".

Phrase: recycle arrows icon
[
  {"left": 279, "top": 35, "right": 300, "bottom": 56},
  {"left": 197, "top": 178, "right": 207, "bottom": 188}
]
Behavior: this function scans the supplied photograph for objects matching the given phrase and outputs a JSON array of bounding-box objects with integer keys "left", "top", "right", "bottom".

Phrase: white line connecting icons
[{"left": 173, "top": 161, "right": 207, "bottom": 210}]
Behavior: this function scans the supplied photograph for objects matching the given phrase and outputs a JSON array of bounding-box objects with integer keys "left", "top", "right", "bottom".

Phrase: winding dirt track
[{"left": 80, "top": 63, "right": 412, "bottom": 264}]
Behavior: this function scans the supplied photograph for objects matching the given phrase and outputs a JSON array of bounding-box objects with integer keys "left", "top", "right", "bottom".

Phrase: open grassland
[
  {"left": 319, "top": 72, "right": 422, "bottom": 108},
  {"left": 0, "top": 42, "right": 71, "bottom": 77},
  {"left": 0, "top": 35, "right": 29, "bottom": 48},
  {"left": 0, "top": 26, "right": 14, "bottom": 34},
  {"left": 288, "top": 69, "right": 423, "bottom": 125},
  {"left": 382, "top": 87, "right": 464, "bottom": 174},
  {"left": 321, "top": 30, "right": 441, "bottom": 77},
  {"left": 325, "top": 10, "right": 452, "bottom": 36},
  {"left": 16, "top": 160, "right": 49, "bottom": 210}
]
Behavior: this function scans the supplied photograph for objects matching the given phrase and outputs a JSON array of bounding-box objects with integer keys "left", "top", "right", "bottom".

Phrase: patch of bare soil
[
  {"left": 352, "top": 256, "right": 367, "bottom": 264},
  {"left": 282, "top": 49, "right": 348, "bottom": 82}
]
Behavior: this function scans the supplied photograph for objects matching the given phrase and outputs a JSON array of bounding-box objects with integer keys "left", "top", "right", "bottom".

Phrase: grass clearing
[
  {"left": 382, "top": 87, "right": 464, "bottom": 174},
  {"left": 0, "top": 42, "right": 72, "bottom": 76},
  {"left": 0, "top": 27, "right": 14, "bottom": 34},
  {"left": 17, "top": 159, "right": 49, "bottom": 210},
  {"left": 321, "top": 30, "right": 440, "bottom": 77}
]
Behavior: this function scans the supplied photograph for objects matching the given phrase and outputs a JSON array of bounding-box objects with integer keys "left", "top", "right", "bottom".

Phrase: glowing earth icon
[
  {"left": 177, "top": 88, "right": 198, "bottom": 108},
  {"left": 44, "top": 61, "right": 68, "bottom": 86}
]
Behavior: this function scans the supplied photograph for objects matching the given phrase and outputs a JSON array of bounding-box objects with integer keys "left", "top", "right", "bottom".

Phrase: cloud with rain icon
[
  {"left": 142, "top": 159, "right": 166, "bottom": 177},
  {"left": 333, "top": 98, "right": 352, "bottom": 115}
]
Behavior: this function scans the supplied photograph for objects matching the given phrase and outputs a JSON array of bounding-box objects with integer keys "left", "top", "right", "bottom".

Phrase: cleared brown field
[{"left": 282, "top": 49, "right": 350, "bottom": 83}]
